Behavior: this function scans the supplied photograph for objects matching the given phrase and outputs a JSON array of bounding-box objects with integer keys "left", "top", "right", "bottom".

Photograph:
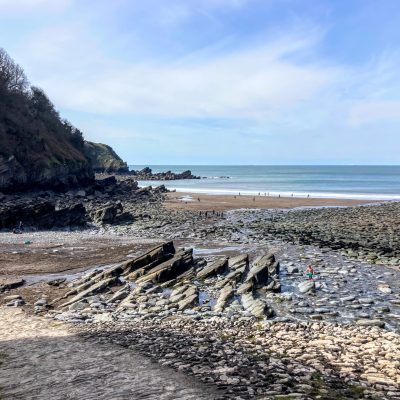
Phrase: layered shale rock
[{"left": 51, "top": 243, "right": 280, "bottom": 320}]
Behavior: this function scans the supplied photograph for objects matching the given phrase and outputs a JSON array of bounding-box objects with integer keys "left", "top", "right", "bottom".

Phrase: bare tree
[{"left": 0, "top": 48, "right": 29, "bottom": 93}]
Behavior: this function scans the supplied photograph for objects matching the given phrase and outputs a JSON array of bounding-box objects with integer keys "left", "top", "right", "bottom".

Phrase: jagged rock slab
[
  {"left": 214, "top": 285, "right": 234, "bottom": 312},
  {"left": 61, "top": 276, "right": 119, "bottom": 308},
  {"left": 124, "top": 242, "right": 175, "bottom": 277},
  {"left": 236, "top": 281, "right": 253, "bottom": 295},
  {"left": 109, "top": 284, "right": 130, "bottom": 303},
  {"left": 228, "top": 254, "right": 249, "bottom": 271},
  {"left": 175, "top": 286, "right": 199, "bottom": 310},
  {"left": 197, "top": 257, "right": 228, "bottom": 279},
  {"left": 245, "top": 254, "right": 274, "bottom": 288},
  {"left": 0, "top": 278, "right": 25, "bottom": 292},
  {"left": 135, "top": 249, "right": 193, "bottom": 284},
  {"left": 241, "top": 292, "right": 270, "bottom": 319}
]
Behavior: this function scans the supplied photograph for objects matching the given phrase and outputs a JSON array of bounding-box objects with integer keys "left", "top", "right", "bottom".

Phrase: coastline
[{"left": 164, "top": 190, "right": 380, "bottom": 211}]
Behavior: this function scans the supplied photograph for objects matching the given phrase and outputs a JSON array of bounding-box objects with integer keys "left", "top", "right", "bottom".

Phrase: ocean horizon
[{"left": 131, "top": 165, "right": 400, "bottom": 200}]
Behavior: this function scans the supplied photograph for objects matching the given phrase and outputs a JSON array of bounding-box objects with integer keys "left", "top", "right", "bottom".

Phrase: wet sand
[{"left": 164, "top": 191, "right": 378, "bottom": 211}]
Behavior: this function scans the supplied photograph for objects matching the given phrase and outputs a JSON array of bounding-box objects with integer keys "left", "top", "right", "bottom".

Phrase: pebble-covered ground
[{"left": 2, "top": 199, "right": 400, "bottom": 399}]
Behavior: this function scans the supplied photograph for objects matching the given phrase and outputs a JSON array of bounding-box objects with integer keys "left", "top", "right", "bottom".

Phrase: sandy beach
[{"left": 164, "top": 191, "right": 378, "bottom": 211}]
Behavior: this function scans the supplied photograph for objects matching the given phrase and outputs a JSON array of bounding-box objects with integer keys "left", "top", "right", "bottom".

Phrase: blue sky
[{"left": 1, "top": 0, "right": 400, "bottom": 164}]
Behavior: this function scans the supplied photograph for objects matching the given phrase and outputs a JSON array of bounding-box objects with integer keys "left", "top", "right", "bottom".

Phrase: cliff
[
  {"left": 84, "top": 142, "right": 129, "bottom": 173},
  {"left": 0, "top": 48, "right": 95, "bottom": 192}
]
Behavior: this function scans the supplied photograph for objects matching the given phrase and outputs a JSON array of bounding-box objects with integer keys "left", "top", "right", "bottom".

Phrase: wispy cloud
[
  {"left": 1, "top": 0, "right": 400, "bottom": 163},
  {"left": 0, "top": 0, "right": 71, "bottom": 12},
  {"left": 32, "top": 29, "right": 340, "bottom": 121}
]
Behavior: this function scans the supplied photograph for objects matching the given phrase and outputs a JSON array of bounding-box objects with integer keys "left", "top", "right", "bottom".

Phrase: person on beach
[
  {"left": 306, "top": 265, "right": 315, "bottom": 280},
  {"left": 19, "top": 221, "right": 24, "bottom": 231}
]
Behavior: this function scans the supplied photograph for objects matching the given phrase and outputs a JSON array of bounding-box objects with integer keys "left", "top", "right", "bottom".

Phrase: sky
[{"left": 1, "top": 0, "right": 400, "bottom": 165}]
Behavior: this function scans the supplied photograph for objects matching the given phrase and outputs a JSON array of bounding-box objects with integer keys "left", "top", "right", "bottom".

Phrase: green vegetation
[
  {"left": 0, "top": 47, "right": 93, "bottom": 192},
  {"left": 84, "top": 141, "right": 129, "bottom": 173}
]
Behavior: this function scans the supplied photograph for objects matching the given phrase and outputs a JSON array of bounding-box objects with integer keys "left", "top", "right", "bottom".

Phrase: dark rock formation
[
  {"left": 0, "top": 199, "right": 86, "bottom": 229},
  {"left": 84, "top": 142, "right": 129, "bottom": 174},
  {"left": 130, "top": 167, "right": 200, "bottom": 180}
]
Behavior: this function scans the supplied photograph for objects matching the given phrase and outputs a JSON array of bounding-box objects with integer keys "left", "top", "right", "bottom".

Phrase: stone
[
  {"left": 47, "top": 278, "right": 66, "bottom": 286},
  {"left": 3, "top": 294, "right": 22, "bottom": 301},
  {"left": 298, "top": 281, "right": 315, "bottom": 294},
  {"left": 214, "top": 285, "right": 234, "bottom": 312},
  {"left": 197, "top": 257, "right": 228, "bottom": 279},
  {"left": 378, "top": 284, "right": 392, "bottom": 294},
  {"left": 61, "top": 276, "right": 119, "bottom": 308},
  {"left": 228, "top": 254, "right": 249, "bottom": 271},
  {"left": 0, "top": 278, "right": 25, "bottom": 292},
  {"left": 136, "top": 249, "right": 193, "bottom": 284},
  {"left": 356, "top": 319, "right": 385, "bottom": 328},
  {"left": 245, "top": 254, "right": 274, "bottom": 288},
  {"left": 241, "top": 292, "right": 271, "bottom": 318},
  {"left": 287, "top": 266, "right": 299, "bottom": 274}
]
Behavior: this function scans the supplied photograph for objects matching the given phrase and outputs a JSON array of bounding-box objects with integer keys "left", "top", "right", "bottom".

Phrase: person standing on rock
[{"left": 306, "top": 265, "right": 315, "bottom": 280}]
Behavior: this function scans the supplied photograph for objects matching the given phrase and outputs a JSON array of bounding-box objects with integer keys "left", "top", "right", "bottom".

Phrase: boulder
[
  {"left": 298, "top": 280, "right": 315, "bottom": 294},
  {"left": 356, "top": 319, "right": 385, "bottom": 328},
  {"left": 91, "top": 203, "right": 123, "bottom": 224},
  {"left": 0, "top": 278, "right": 25, "bottom": 292}
]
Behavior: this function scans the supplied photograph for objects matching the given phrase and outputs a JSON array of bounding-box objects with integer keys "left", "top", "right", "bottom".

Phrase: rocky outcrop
[
  {"left": 130, "top": 167, "right": 200, "bottom": 180},
  {"left": 55, "top": 243, "right": 279, "bottom": 320},
  {"left": 84, "top": 142, "right": 129, "bottom": 174},
  {"left": 0, "top": 199, "right": 86, "bottom": 229}
]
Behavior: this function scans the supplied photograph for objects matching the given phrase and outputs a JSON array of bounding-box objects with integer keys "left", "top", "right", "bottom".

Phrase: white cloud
[
  {"left": 32, "top": 30, "right": 340, "bottom": 120},
  {"left": 348, "top": 101, "right": 400, "bottom": 126}
]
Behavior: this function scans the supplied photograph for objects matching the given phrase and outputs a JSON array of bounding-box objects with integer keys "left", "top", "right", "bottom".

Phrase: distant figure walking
[
  {"left": 197, "top": 197, "right": 200, "bottom": 202},
  {"left": 278, "top": 194, "right": 280, "bottom": 198},
  {"left": 307, "top": 194, "right": 310, "bottom": 198},
  {"left": 19, "top": 221, "right": 24, "bottom": 232},
  {"left": 253, "top": 196, "right": 255, "bottom": 202},
  {"left": 306, "top": 265, "right": 315, "bottom": 280}
]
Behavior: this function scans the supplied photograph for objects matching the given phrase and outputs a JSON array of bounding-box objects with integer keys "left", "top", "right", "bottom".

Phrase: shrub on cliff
[{"left": 0, "top": 48, "right": 93, "bottom": 192}]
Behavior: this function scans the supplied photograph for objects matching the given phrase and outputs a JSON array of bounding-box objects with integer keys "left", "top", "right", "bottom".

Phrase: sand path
[
  {"left": 164, "top": 191, "right": 377, "bottom": 211},
  {"left": 0, "top": 308, "right": 217, "bottom": 400}
]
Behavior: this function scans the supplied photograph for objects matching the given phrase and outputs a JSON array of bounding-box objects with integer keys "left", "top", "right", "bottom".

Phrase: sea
[{"left": 130, "top": 165, "right": 400, "bottom": 200}]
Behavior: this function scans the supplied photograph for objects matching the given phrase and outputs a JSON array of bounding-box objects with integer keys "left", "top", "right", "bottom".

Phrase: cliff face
[
  {"left": 0, "top": 87, "right": 94, "bottom": 193},
  {"left": 0, "top": 48, "right": 97, "bottom": 193},
  {"left": 84, "top": 142, "right": 129, "bottom": 173}
]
